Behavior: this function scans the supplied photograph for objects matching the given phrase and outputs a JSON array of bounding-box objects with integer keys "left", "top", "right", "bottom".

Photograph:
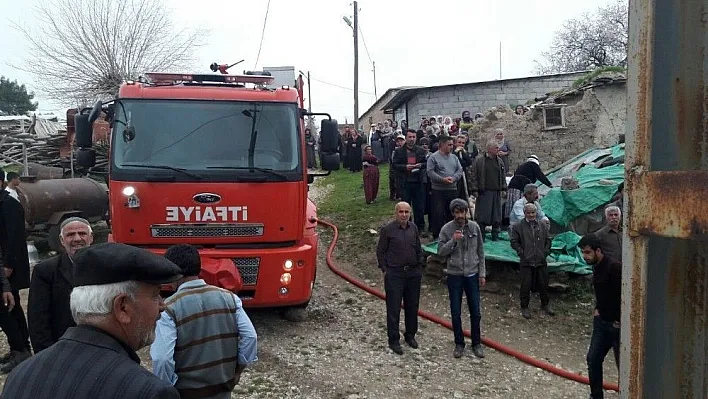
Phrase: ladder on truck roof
[{"left": 143, "top": 72, "right": 275, "bottom": 86}]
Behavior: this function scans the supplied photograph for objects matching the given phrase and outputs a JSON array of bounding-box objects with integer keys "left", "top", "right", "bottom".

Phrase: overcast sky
[{"left": 0, "top": 0, "right": 612, "bottom": 122}]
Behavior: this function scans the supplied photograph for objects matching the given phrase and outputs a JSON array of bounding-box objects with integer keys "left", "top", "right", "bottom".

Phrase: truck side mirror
[{"left": 75, "top": 100, "right": 102, "bottom": 149}]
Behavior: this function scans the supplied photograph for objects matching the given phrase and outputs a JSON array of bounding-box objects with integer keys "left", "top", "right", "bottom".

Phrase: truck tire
[
  {"left": 319, "top": 119, "right": 340, "bottom": 152},
  {"left": 321, "top": 152, "right": 340, "bottom": 171},
  {"left": 48, "top": 224, "right": 63, "bottom": 253}
]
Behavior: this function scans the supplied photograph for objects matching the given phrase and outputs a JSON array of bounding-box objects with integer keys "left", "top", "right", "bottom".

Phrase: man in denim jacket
[{"left": 438, "top": 198, "right": 486, "bottom": 359}]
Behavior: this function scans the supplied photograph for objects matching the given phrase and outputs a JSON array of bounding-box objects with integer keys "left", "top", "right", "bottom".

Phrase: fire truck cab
[{"left": 74, "top": 67, "right": 336, "bottom": 309}]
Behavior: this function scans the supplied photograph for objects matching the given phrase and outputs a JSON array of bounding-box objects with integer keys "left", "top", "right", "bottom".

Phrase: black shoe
[
  {"left": 453, "top": 344, "right": 464, "bottom": 358},
  {"left": 472, "top": 344, "right": 485, "bottom": 358},
  {"left": 405, "top": 337, "right": 418, "bottom": 349},
  {"left": 521, "top": 308, "right": 532, "bottom": 319},
  {"left": 542, "top": 305, "right": 555, "bottom": 316},
  {"left": 389, "top": 343, "right": 403, "bottom": 355},
  {"left": 0, "top": 351, "right": 31, "bottom": 374}
]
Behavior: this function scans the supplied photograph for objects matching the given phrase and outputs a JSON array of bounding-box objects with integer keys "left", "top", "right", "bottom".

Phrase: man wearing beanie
[
  {"left": 27, "top": 217, "right": 94, "bottom": 355},
  {"left": 151, "top": 244, "right": 258, "bottom": 399}
]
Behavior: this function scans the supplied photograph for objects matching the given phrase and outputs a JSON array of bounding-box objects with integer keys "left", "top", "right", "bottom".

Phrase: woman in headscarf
[
  {"left": 506, "top": 154, "right": 553, "bottom": 220},
  {"left": 347, "top": 129, "right": 365, "bottom": 172},
  {"left": 442, "top": 116, "right": 454, "bottom": 135},
  {"left": 305, "top": 128, "right": 316, "bottom": 169},
  {"left": 340, "top": 127, "right": 351, "bottom": 169},
  {"left": 370, "top": 123, "right": 384, "bottom": 160},
  {"left": 494, "top": 129, "right": 512, "bottom": 173},
  {"left": 362, "top": 145, "right": 380, "bottom": 204},
  {"left": 381, "top": 120, "right": 394, "bottom": 162},
  {"left": 430, "top": 116, "right": 441, "bottom": 135}
]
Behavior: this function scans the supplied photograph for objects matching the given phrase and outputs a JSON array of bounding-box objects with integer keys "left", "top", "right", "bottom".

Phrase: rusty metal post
[{"left": 623, "top": 0, "right": 708, "bottom": 398}]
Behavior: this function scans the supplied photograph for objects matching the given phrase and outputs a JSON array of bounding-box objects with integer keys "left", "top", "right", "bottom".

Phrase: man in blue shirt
[{"left": 151, "top": 244, "right": 258, "bottom": 399}]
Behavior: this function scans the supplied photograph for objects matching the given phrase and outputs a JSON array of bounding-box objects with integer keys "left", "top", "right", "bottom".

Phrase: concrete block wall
[{"left": 408, "top": 72, "right": 586, "bottom": 123}]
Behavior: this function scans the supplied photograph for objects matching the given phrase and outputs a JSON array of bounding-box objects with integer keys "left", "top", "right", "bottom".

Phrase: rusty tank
[{"left": 17, "top": 177, "right": 108, "bottom": 230}]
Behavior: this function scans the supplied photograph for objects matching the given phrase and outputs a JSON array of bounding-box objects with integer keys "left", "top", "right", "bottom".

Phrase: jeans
[
  {"left": 446, "top": 274, "right": 481, "bottom": 347},
  {"left": 587, "top": 316, "right": 620, "bottom": 399},
  {"left": 402, "top": 182, "right": 426, "bottom": 231},
  {"left": 384, "top": 268, "right": 422, "bottom": 345}
]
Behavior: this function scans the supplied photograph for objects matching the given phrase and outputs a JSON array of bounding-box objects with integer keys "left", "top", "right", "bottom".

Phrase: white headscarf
[{"left": 527, "top": 155, "right": 539, "bottom": 165}]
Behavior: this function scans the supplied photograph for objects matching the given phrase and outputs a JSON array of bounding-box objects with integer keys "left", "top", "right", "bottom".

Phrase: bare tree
[
  {"left": 534, "top": 0, "right": 628, "bottom": 74},
  {"left": 13, "top": 0, "right": 204, "bottom": 105}
]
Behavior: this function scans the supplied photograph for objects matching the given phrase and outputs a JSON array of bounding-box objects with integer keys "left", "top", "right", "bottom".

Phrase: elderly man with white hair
[
  {"left": 468, "top": 139, "right": 508, "bottom": 241},
  {"left": 2, "top": 242, "right": 183, "bottom": 399},
  {"left": 509, "top": 184, "right": 549, "bottom": 229},
  {"left": 27, "top": 217, "right": 94, "bottom": 355},
  {"left": 511, "top": 203, "right": 553, "bottom": 320},
  {"left": 594, "top": 205, "right": 623, "bottom": 263}
]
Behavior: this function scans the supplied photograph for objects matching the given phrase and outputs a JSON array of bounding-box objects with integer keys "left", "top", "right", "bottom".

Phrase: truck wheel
[
  {"left": 281, "top": 304, "right": 309, "bottom": 322},
  {"left": 48, "top": 224, "right": 63, "bottom": 253}
]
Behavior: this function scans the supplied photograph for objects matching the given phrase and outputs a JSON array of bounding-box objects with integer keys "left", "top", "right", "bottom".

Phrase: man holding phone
[{"left": 437, "top": 198, "right": 486, "bottom": 359}]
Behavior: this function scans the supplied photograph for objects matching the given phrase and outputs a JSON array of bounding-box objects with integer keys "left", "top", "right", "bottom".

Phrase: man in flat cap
[
  {"left": 2, "top": 242, "right": 182, "bottom": 399},
  {"left": 27, "top": 217, "right": 94, "bottom": 355}
]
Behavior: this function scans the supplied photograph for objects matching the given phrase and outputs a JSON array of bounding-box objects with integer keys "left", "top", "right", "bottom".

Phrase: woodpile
[{"left": 0, "top": 115, "right": 109, "bottom": 174}]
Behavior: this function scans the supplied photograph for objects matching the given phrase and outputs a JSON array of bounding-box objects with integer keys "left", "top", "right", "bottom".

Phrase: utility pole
[
  {"left": 353, "top": 1, "right": 359, "bottom": 131},
  {"left": 306, "top": 71, "right": 312, "bottom": 112},
  {"left": 372, "top": 61, "right": 377, "bottom": 99}
]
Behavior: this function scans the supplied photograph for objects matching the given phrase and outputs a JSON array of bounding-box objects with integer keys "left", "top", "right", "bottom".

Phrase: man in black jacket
[
  {"left": 2, "top": 243, "right": 183, "bottom": 399},
  {"left": 28, "top": 217, "right": 94, "bottom": 354},
  {"left": 578, "top": 234, "right": 622, "bottom": 399},
  {"left": 392, "top": 129, "right": 428, "bottom": 234},
  {"left": 0, "top": 171, "right": 31, "bottom": 372}
]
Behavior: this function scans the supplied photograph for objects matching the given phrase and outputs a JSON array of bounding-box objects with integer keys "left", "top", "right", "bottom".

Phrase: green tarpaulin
[
  {"left": 422, "top": 231, "right": 593, "bottom": 275},
  {"left": 538, "top": 144, "right": 625, "bottom": 226}
]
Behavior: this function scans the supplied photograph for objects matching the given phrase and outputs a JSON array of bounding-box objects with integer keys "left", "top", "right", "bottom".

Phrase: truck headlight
[
  {"left": 284, "top": 259, "right": 294, "bottom": 271},
  {"left": 122, "top": 186, "right": 135, "bottom": 196}
]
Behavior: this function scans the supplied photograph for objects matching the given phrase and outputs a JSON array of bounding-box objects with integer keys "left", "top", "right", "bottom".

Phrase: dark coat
[
  {"left": 508, "top": 161, "right": 553, "bottom": 191},
  {"left": 392, "top": 145, "right": 428, "bottom": 184},
  {"left": 510, "top": 219, "right": 551, "bottom": 268},
  {"left": 467, "top": 155, "right": 508, "bottom": 195},
  {"left": 28, "top": 253, "right": 76, "bottom": 353},
  {"left": 2, "top": 325, "right": 180, "bottom": 399},
  {"left": 0, "top": 190, "right": 30, "bottom": 290}
]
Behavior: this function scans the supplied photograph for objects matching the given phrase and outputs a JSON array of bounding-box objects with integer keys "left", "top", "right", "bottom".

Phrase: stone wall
[
  {"left": 467, "top": 85, "right": 626, "bottom": 172},
  {"left": 400, "top": 72, "right": 587, "bottom": 123}
]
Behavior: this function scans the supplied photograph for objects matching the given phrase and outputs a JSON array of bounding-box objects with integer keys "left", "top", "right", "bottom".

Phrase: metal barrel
[{"left": 17, "top": 177, "right": 108, "bottom": 226}]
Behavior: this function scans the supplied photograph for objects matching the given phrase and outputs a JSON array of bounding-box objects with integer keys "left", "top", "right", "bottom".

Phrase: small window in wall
[{"left": 542, "top": 105, "right": 566, "bottom": 130}]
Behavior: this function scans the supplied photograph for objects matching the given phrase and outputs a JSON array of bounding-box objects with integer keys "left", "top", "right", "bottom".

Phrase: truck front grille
[
  {"left": 150, "top": 223, "right": 264, "bottom": 238},
  {"left": 233, "top": 257, "right": 260, "bottom": 285}
]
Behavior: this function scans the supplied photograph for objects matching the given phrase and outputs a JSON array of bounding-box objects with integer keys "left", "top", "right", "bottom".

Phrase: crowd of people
[
  {"left": 0, "top": 169, "right": 258, "bottom": 398},
  {"left": 377, "top": 199, "right": 623, "bottom": 399}
]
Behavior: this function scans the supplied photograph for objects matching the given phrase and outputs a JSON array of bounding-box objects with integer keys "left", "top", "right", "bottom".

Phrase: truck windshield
[{"left": 110, "top": 99, "right": 302, "bottom": 182}]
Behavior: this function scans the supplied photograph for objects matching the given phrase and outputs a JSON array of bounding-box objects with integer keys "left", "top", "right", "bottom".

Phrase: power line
[
  {"left": 310, "top": 76, "right": 374, "bottom": 95},
  {"left": 253, "top": 0, "right": 272, "bottom": 70},
  {"left": 357, "top": 24, "right": 373, "bottom": 64}
]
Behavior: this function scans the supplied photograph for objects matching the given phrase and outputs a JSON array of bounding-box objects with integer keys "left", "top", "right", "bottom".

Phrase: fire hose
[{"left": 315, "top": 218, "right": 620, "bottom": 393}]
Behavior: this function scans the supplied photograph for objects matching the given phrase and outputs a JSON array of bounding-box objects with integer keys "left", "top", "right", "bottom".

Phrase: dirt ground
[{"left": 0, "top": 185, "right": 619, "bottom": 398}]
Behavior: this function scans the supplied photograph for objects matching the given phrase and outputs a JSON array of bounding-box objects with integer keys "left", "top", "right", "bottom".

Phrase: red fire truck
[{"left": 73, "top": 65, "right": 337, "bottom": 309}]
